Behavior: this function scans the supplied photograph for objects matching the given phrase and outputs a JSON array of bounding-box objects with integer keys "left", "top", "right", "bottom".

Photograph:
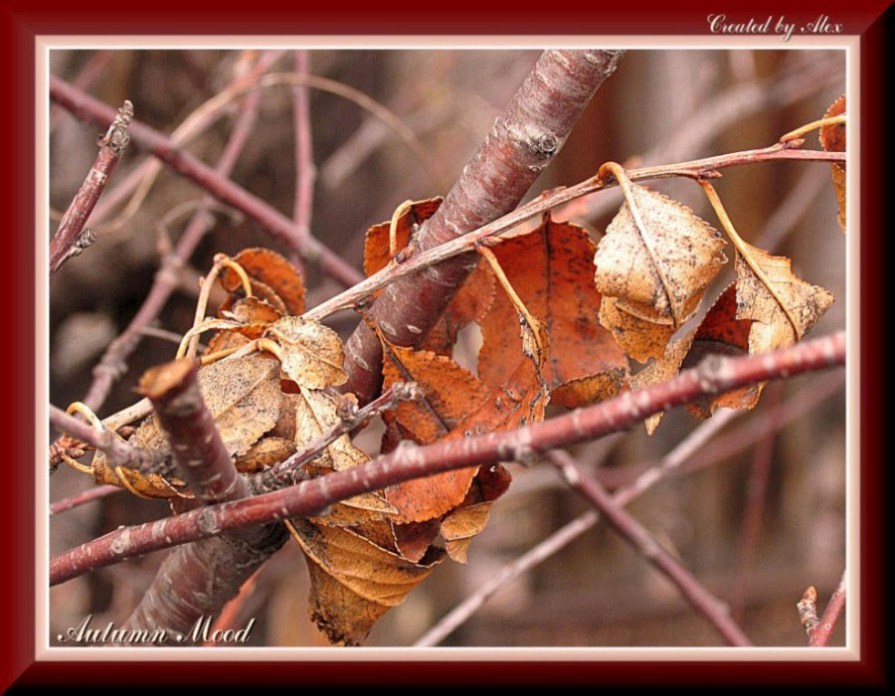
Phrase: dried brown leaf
[
  {"left": 266, "top": 316, "right": 347, "bottom": 389},
  {"left": 733, "top": 241, "right": 834, "bottom": 354},
  {"left": 595, "top": 183, "right": 728, "bottom": 361},
  {"left": 288, "top": 518, "right": 443, "bottom": 646},
  {"left": 479, "top": 215, "right": 628, "bottom": 406}
]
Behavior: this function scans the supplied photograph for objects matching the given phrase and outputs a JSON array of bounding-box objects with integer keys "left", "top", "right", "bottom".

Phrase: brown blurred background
[{"left": 49, "top": 48, "right": 847, "bottom": 647}]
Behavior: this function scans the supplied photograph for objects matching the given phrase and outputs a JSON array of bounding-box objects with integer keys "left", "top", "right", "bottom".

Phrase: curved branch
[{"left": 50, "top": 331, "right": 845, "bottom": 586}]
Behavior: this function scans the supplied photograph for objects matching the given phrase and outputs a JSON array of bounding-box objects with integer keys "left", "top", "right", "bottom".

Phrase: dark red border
[{"left": 3, "top": 1, "right": 889, "bottom": 689}]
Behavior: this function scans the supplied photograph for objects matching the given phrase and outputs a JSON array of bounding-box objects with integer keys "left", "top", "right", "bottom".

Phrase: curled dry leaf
[
  {"left": 478, "top": 214, "right": 628, "bottom": 407},
  {"left": 219, "top": 247, "right": 306, "bottom": 316},
  {"left": 265, "top": 316, "right": 348, "bottom": 389},
  {"left": 819, "top": 95, "right": 846, "bottom": 232},
  {"left": 594, "top": 181, "right": 728, "bottom": 362},
  {"left": 287, "top": 518, "right": 443, "bottom": 646},
  {"left": 733, "top": 241, "right": 834, "bottom": 355}
]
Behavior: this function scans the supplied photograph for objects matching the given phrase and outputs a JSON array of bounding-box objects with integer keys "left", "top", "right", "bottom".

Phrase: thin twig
[
  {"left": 49, "top": 100, "right": 132, "bottom": 279},
  {"left": 50, "top": 332, "right": 845, "bottom": 586},
  {"left": 304, "top": 141, "right": 844, "bottom": 326},
  {"left": 809, "top": 571, "right": 846, "bottom": 647},
  {"left": 80, "top": 52, "right": 270, "bottom": 412},
  {"left": 290, "top": 50, "right": 313, "bottom": 273},
  {"left": 50, "top": 484, "right": 120, "bottom": 516},
  {"left": 49, "top": 75, "right": 362, "bottom": 288},
  {"left": 251, "top": 384, "right": 420, "bottom": 493},
  {"left": 731, "top": 384, "right": 780, "bottom": 621},
  {"left": 547, "top": 450, "right": 752, "bottom": 646},
  {"left": 49, "top": 404, "right": 156, "bottom": 472}
]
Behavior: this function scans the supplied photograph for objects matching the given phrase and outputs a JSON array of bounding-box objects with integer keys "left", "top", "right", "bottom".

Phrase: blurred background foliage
[{"left": 49, "top": 47, "right": 846, "bottom": 647}]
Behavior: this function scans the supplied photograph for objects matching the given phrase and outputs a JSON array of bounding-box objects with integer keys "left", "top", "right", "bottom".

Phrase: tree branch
[
  {"left": 50, "top": 331, "right": 845, "bottom": 586},
  {"left": 49, "top": 75, "right": 363, "bottom": 288},
  {"left": 49, "top": 99, "right": 132, "bottom": 279},
  {"left": 120, "top": 358, "right": 286, "bottom": 638},
  {"left": 809, "top": 571, "right": 847, "bottom": 647},
  {"left": 340, "top": 49, "right": 627, "bottom": 403},
  {"left": 81, "top": 54, "right": 270, "bottom": 412},
  {"left": 547, "top": 450, "right": 752, "bottom": 646}
]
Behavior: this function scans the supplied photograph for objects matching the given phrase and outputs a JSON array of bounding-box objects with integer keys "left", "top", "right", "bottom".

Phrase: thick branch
[
  {"left": 50, "top": 332, "right": 845, "bottom": 586},
  {"left": 138, "top": 359, "right": 247, "bottom": 504},
  {"left": 49, "top": 100, "right": 132, "bottom": 279},
  {"left": 341, "top": 49, "right": 626, "bottom": 403},
  {"left": 122, "top": 358, "right": 286, "bottom": 638},
  {"left": 548, "top": 450, "right": 751, "bottom": 647},
  {"left": 49, "top": 75, "right": 362, "bottom": 288}
]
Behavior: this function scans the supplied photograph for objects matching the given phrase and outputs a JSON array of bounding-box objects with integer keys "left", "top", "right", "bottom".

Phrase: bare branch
[
  {"left": 82, "top": 54, "right": 270, "bottom": 412},
  {"left": 49, "top": 75, "right": 363, "bottom": 288},
  {"left": 49, "top": 99, "right": 132, "bottom": 279},
  {"left": 809, "top": 572, "right": 847, "bottom": 647},
  {"left": 547, "top": 450, "right": 751, "bottom": 646},
  {"left": 50, "top": 332, "right": 845, "bottom": 586}
]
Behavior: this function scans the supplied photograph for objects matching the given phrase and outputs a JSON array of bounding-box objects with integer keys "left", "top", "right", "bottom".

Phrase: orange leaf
[
  {"left": 363, "top": 197, "right": 443, "bottom": 277},
  {"left": 819, "top": 95, "right": 846, "bottom": 232},
  {"left": 479, "top": 215, "right": 628, "bottom": 407},
  {"left": 219, "top": 247, "right": 306, "bottom": 316}
]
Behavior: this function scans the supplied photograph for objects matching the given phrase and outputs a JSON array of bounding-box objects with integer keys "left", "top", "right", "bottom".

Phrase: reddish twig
[
  {"left": 81, "top": 54, "right": 269, "bottom": 412},
  {"left": 548, "top": 450, "right": 751, "bottom": 647},
  {"left": 291, "top": 50, "right": 314, "bottom": 249},
  {"left": 49, "top": 75, "right": 363, "bottom": 288},
  {"left": 50, "top": 51, "right": 114, "bottom": 130},
  {"left": 303, "top": 142, "right": 845, "bottom": 327},
  {"left": 252, "top": 383, "right": 421, "bottom": 493},
  {"left": 809, "top": 572, "right": 847, "bottom": 647},
  {"left": 50, "top": 484, "right": 120, "bottom": 516},
  {"left": 49, "top": 100, "right": 133, "bottom": 279},
  {"left": 340, "top": 49, "right": 627, "bottom": 404},
  {"left": 50, "top": 332, "right": 845, "bottom": 586}
]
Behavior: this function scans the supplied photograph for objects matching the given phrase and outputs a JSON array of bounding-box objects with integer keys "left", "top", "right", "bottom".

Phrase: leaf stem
[{"left": 698, "top": 180, "right": 802, "bottom": 338}]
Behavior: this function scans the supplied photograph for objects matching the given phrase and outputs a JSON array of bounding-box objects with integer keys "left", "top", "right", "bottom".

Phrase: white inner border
[{"left": 36, "top": 34, "right": 859, "bottom": 662}]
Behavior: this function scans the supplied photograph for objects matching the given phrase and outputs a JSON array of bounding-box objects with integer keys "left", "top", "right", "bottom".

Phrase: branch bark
[
  {"left": 341, "top": 49, "right": 627, "bottom": 403},
  {"left": 120, "top": 358, "right": 286, "bottom": 638},
  {"left": 50, "top": 331, "right": 845, "bottom": 586},
  {"left": 49, "top": 99, "right": 132, "bottom": 279}
]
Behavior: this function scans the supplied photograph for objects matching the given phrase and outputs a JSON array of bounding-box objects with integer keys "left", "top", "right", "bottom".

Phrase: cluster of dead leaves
[{"left": 72, "top": 97, "right": 843, "bottom": 646}]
